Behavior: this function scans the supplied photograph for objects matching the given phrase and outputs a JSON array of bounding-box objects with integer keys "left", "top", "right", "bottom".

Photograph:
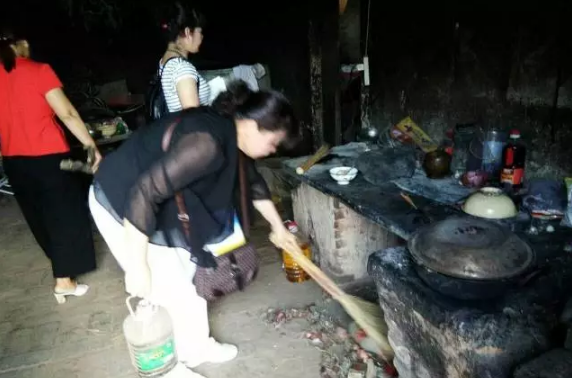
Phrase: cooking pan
[
  {"left": 412, "top": 262, "right": 543, "bottom": 301},
  {"left": 407, "top": 215, "right": 542, "bottom": 301}
]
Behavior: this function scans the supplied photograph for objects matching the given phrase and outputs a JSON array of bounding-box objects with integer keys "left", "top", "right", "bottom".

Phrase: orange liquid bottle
[{"left": 281, "top": 221, "right": 312, "bottom": 283}]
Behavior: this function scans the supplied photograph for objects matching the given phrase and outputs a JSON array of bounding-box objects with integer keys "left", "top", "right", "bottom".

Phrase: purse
[{"left": 161, "top": 119, "right": 260, "bottom": 302}]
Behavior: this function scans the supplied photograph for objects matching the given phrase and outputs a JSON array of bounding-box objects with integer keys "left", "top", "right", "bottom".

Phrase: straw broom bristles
[{"left": 270, "top": 233, "right": 394, "bottom": 361}]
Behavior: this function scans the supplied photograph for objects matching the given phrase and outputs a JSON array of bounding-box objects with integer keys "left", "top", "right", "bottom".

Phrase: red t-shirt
[{"left": 0, "top": 57, "right": 70, "bottom": 157}]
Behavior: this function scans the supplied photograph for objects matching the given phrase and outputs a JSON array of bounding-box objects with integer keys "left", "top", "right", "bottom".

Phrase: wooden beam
[
  {"left": 321, "top": 0, "right": 342, "bottom": 146},
  {"left": 308, "top": 20, "right": 324, "bottom": 150},
  {"left": 308, "top": 0, "right": 342, "bottom": 149}
]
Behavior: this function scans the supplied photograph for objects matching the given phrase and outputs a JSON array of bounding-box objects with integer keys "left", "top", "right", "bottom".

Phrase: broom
[{"left": 270, "top": 233, "right": 394, "bottom": 362}]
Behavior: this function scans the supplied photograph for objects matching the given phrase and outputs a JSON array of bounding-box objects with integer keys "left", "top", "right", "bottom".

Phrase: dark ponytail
[
  {"left": 0, "top": 27, "right": 24, "bottom": 73},
  {"left": 212, "top": 80, "right": 300, "bottom": 148},
  {"left": 0, "top": 35, "right": 16, "bottom": 73},
  {"left": 158, "top": 2, "right": 206, "bottom": 43}
]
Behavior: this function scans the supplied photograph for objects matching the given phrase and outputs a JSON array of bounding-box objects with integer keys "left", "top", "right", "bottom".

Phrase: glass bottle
[{"left": 500, "top": 129, "right": 526, "bottom": 193}]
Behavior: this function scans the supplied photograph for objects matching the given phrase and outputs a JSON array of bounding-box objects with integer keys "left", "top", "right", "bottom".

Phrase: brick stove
[{"left": 367, "top": 240, "right": 572, "bottom": 378}]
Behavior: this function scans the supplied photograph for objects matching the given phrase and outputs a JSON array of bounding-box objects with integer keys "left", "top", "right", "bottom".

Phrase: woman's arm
[
  {"left": 176, "top": 78, "right": 200, "bottom": 109},
  {"left": 124, "top": 219, "right": 150, "bottom": 265},
  {"left": 45, "top": 88, "right": 102, "bottom": 170},
  {"left": 172, "top": 60, "right": 201, "bottom": 109},
  {"left": 123, "top": 219, "right": 152, "bottom": 298},
  {"left": 243, "top": 157, "right": 298, "bottom": 248},
  {"left": 253, "top": 199, "right": 284, "bottom": 231},
  {"left": 254, "top": 198, "right": 299, "bottom": 251},
  {"left": 243, "top": 156, "right": 280, "bottom": 228}
]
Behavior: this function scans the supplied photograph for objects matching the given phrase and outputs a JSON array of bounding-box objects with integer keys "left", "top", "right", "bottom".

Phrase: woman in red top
[{"left": 0, "top": 27, "right": 102, "bottom": 304}]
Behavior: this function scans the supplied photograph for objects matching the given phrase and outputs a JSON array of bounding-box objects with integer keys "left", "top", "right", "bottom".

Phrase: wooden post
[
  {"left": 308, "top": 0, "right": 342, "bottom": 149},
  {"left": 308, "top": 20, "right": 324, "bottom": 151},
  {"left": 321, "top": 0, "right": 342, "bottom": 146}
]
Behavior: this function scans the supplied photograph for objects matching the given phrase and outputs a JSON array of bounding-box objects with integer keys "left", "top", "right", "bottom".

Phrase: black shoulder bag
[{"left": 145, "top": 57, "right": 178, "bottom": 121}]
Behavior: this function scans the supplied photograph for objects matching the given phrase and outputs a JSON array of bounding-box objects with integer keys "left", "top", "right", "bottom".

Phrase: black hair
[
  {"left": 0, "top": 28, "right": 21, "bottom": 73},
  {"left": 212, "top": 80, "right": 300, "bottom": 149},
  {"left": 159, "top": 2, "right": 206, "bottom": 43}
]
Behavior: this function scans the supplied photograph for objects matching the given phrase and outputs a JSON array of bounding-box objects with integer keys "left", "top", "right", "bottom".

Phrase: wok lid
[{"left": 408, "top": 216, "right": 534, "bottom": 280}]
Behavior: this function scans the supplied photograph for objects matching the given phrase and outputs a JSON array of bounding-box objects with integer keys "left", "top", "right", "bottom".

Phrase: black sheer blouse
[{"left": 93, "top": 107, "right": 271, "bottom": 267}]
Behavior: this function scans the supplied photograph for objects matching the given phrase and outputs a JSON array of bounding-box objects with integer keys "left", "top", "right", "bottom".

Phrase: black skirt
[{"left": 3, "top": 153, "right": 96, "bottom": 278}]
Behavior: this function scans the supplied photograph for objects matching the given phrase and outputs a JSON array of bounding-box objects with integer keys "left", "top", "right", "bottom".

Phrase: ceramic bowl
[
  {"left": 462, "top": 187, "right": 518, "bottom": 219},
  {"left": 329, "top": 167, "right": 358, "bottom": 185}
]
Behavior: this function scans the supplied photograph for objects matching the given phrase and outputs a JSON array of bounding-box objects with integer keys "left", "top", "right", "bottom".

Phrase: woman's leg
[
  {"left": 41, "top": 169, "right": 96, "bottom": 279},
  {"left": 3, "top": 155, "right": 96, "bottom": 284},
  {"left": 3, "top": 158, "right": 52, "bottom": 259},
  {"left": 88, "top": 187, "right": 237, "bottom": 368}
]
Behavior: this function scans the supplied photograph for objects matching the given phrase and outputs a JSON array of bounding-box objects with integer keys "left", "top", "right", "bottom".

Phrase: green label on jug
[{"left": 135, "top": 339, "right": 176, "bottom": 372}]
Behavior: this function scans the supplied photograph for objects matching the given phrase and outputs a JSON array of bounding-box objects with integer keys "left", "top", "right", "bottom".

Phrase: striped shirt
[{"left": 159, "top": 57, "right": 211, "bottom": 112}]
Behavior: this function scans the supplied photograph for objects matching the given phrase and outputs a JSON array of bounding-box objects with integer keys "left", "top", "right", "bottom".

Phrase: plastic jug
[
  {"left": 123, "top": 297, "right": 178, "bottom": 377},
  {"left": 281, "top": 220, "right": 312, "bottom": 283}
]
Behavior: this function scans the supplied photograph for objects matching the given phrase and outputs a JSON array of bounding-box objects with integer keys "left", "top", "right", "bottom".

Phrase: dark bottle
[{"left": 500, "top": 129, "right": 526, "bottom": 192}]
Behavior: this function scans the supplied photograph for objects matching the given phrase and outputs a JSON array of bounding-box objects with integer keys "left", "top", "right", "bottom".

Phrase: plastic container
[
  {"left": 281, "top": 221, "right": 312, "bottom": 283},
  {"left": 450, "top": 123, "right": 479, "bottom": 177},
  {"left": 481, "top": 128, "right": 507, "bottom": 182},
  {"left": 123, "top": 297, "right": 178, "bottom": 377}
]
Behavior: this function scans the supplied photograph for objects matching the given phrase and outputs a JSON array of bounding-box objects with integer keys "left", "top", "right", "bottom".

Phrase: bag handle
[{"left": 161, "top": 119, "right": 250, "bottom": 241}]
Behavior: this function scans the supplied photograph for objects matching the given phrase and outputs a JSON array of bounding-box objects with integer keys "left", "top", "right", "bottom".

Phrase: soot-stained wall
[{"left": 341, "top": 7, "right": 572, "bottom": 178}]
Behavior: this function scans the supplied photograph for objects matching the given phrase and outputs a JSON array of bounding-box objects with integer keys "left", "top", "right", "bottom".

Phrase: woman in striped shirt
[{"left": 159, "top": 2, "right": 211, "bottom": 111}]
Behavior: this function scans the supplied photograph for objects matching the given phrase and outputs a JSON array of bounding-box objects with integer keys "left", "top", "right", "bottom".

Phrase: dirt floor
[{"left": 0, "top": 195, "right": 325, "bottom": 378}]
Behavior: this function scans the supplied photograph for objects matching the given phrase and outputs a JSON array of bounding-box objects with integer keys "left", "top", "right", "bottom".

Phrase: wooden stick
[
  {"left": 296, "top": 144, "right": 330, "bottom": 175},
  {"left": 400, "top": 192, "right": 418, "bottom": 210}
]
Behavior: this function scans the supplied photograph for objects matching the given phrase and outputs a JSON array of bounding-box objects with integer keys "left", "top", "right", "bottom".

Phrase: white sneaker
[
  {"left": 165, "top": 363, "right": 205, "bottom": 378},
  {"left": 204, "top": 342, "right": 238, "bottom": 364},
  {"left": 183, "top": 341, "right": 238, "bottom": 368}
]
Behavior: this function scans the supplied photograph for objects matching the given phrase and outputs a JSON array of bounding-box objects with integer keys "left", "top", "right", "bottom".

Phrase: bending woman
[
  {"left": 0, "top": 28, "right": 101, "bottom": 303},
  {"left": 88, "top": 81, "right": 299, "bottom": 376}
]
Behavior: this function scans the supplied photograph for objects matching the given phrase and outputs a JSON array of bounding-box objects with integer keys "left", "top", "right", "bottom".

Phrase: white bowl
[
  {"left": 462, "top": 187, "right": 518, "bottom": 219},
  {"left": 329, "top": 166, "right": 358, "bottom": 185}
]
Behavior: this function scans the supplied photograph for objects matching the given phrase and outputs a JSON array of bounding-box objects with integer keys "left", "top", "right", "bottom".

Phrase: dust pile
[{"left": 265, "top": 302, "right": 397, "bottom": 378}]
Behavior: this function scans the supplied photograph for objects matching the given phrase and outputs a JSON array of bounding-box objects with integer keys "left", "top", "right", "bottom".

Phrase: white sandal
[{"left": 54, "top": 284, "right": 89, "bottom": 304}]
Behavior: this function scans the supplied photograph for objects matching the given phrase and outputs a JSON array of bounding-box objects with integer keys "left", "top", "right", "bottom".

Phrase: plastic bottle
[
  {"left": 500, "top": 129, "right": 526, "bottom": 192},
  {"left": 123, "top": 297, "right": 178, "bottom": 377},
  {"left": 482, "top": 127, "right": 507, "bottom": 184},
  {"left": 115, "top": 117, "right": 128, "bottom": 135},
  {"left": 281, "top": 220, "right": 312, "bottom": 283}
]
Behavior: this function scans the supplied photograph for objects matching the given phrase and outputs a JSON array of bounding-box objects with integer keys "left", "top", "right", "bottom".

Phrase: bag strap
[
  {"left": 237, "top": 152, "right": 250, "bottom": 238},
  {"left": 161, "top": 119, "right": 250, "bottom": 241},
  {"left": 158, "top": 56, "right": 180, "bottom": 78}
]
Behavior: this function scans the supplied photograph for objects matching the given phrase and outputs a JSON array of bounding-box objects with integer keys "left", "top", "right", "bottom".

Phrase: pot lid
[{"left": 408, "top": 216, "right": 534, "bottom": 280}]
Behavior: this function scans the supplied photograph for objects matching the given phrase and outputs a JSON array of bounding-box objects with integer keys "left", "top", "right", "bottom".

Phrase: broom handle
[
  {"left": 270, "top": 234, "right": 345, "bottom": 299},
  {"left": 295, "top": 144, "right": 330, "bottom": 175}
]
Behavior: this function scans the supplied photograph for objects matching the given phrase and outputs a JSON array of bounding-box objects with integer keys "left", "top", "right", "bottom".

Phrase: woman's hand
[
  {"left": 125, "top": 261, "right": 152, "bottom": 298},
  {"left": 87, "top": 145, "right": 103, "bottom": 173},
  {"left": 269, "top": 224, "right": 299, "bottom": 253}
]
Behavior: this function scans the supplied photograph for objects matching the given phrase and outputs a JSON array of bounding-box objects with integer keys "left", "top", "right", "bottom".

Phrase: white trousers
[{"left": 88, "top": 186, "right": 214, "bottom": 367}]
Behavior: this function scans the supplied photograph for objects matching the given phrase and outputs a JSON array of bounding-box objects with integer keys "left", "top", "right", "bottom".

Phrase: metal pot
[{"left": 408, "top": 216, "right": 538, "bottom": 300}]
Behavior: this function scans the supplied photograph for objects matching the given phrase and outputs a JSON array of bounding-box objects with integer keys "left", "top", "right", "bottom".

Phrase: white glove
[{"left": 125, "top": 262, "right": 152, "bottom": 298}]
